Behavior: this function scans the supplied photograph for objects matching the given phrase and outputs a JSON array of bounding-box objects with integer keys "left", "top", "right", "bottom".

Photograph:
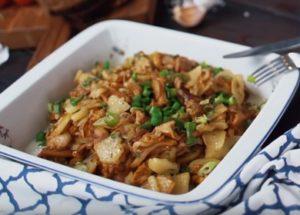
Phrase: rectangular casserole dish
[{"left": 0, "top": 20, "right": 299, "bottom": 203}]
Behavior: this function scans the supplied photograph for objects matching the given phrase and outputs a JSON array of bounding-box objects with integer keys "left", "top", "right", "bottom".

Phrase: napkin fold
[{"left": 0, "top": 124, "right": 299, "bottom": 214}]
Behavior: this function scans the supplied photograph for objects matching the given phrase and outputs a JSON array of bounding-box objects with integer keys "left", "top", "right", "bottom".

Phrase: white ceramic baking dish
[{"left": 0, "top": 20, "right": 299, "bottom": 203}]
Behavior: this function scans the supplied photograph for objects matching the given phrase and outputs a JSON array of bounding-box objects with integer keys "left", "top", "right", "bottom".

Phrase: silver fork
[{"left": 250, "top": 53, "right": 300, "bottom": 86}]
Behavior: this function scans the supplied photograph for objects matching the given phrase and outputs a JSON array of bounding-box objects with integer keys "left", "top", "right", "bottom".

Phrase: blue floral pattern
[{"left": 0, "top": 124, "right": 300, "bottom": 214}]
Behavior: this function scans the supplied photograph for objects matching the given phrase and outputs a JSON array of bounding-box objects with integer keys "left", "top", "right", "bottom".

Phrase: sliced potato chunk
[
  {"left": 52, "top": 114, "right": 71, "bottom": 136},
  {"left": 107, "top": 95, "right": 130, "bottom": 114},
  {"left": 47, "top": 133, "right": 71, "bottom": 150},
  {"left": 94, "top": 135, "right": 124, "bottom": 164},
  {"left": 202, "top": 130, "right": 230, "bottom": 159},
  {"left": 173, "top": 172, "right": 190, "bottom": 194},
  {"left": 157, "top": 175, "right": 175, "bottom": 194},
  {"left": 148, "top": 158, "right": 179, "bottom": 175},
  {"left": 231, "top": 75, "right": 245, "bottom": 105},
  {"left": 74, "top": 70, "right": 96, "bottom": 85},
  {"left": 71, "top": 107, "right": 89, "bottom": 122},
  {"left": 147, "top": 176, "right": 160, "bottom": 192}
]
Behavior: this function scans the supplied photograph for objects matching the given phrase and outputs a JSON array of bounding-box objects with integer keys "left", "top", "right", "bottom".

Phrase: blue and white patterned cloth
[{"left": 0, "top": 124, "right": 300, "bottom": 214}]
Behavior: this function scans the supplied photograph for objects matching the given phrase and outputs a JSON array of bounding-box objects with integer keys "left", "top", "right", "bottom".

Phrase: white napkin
[{"left": 0, "top": 124, "right": 299, "bottom": 214}]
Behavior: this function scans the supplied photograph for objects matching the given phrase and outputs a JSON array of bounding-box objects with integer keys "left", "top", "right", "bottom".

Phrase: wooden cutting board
[
  {"left": 27, "top": 0, "right": 157, "bottom": 69},
  {"left": 0, "top": 5, "right": 50, "bottom": 49},
  {"left": 27, "top": 16, "right": 71, "bottom": 69},
  {"left": 0, "top": 0, "right": 157, "bottom": 69},
  {"left": 70, "top": 0, "right": 157, "bottom": 30},
  {"left": 104, "top": 0, "right": 157, "bottom": 23}
]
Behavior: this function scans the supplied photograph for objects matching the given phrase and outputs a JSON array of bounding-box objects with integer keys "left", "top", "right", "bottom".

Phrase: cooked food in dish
[{"left": 35, "top": 52, "right": 259, "bottom": 194}]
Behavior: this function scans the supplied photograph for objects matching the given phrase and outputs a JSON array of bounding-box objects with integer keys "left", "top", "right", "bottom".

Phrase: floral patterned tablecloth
[{"left": 0, "top": 124, "right": 300, "bottom": 214}]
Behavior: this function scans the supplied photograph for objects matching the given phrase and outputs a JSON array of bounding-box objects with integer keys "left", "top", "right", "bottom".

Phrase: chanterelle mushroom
[
  {"left": 152, "top": 78, "right": 168, "bottom": 106},
  {"left": 154, "top": 120, "right": 179, "bottom": 139}
]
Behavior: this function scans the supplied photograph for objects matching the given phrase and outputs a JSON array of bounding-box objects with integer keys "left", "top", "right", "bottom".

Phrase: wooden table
[{"left": 0, "top": 0, "right": 299, "bottom": 144}]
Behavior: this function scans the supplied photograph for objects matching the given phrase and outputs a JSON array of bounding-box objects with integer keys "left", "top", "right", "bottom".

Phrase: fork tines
[{"left": 252, "top": 55, "right": 296, "bottom": 86}]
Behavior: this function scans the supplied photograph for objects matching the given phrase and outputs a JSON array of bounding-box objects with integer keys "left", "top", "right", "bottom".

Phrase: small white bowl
[{"left": 0, "top": 20, "right": 299, "bottom": 204}]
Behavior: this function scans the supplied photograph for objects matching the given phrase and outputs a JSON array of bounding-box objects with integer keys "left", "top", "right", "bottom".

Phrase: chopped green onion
[
  {"left": 130, "top": 107, "right": 144, "bottom": 112},
  {"left": 150, "top": 106, "right": 163, "bottom": 126},
  {"left": 180, "top": 166, "right": 190, "bottom": 173},
  {"left": 259, "top": 100, "right": 267, "bottom": 110},
  {"left": 140, "top": 81, "right": 152, "bottom": 97},
  {"left": 175, "top": 73, "right": 189, "bottom": 82},
  {"left": 98, "top": 70, "right": 103, "bottom": 78},
  {"left": 94, "top": 61, "right": 100, "bottom": 67},
  {"left": 203, "top": 104, "right": 214, "bottom": 113},
  {"left": 103, "top": 60, "right": 110, "bottom": 70},
  {"left": 214, "top": 93, "right": 227, "bottom": 105},
  {"left": 141, "top": 120, "right": 153, "bottom": 130},
  {"left": 53, "top": 102, "right": 62, "bottom": 114},
  {"left": 195, "top": 115, "right": 208, "bottom": 124},
  {"left": 99, "top": 102, "right": 107, "bottom": 108},
  {"left": 171, "top": 100, "right": 181, "bottom": 111},
  {"left": 110, "top": 132, "right": 118, "bottom": 139},
  {"left": 214, "top": 93, "right": 236, "bottom": 106},
  {"left": 198, "top": 160, "right": 219, "bottom": 177},
  {"left": 70, "top": 96, "right": 83, "bottom": 106},
  {"left": 159, "top": 70, "right": 172, "bottom": 78},
  {"left": 162, "top": 116, "right": 171, "bottom": 123},
  {"left": 131, "top": 82, "right": 153, "bottom": 110},
  {"left": 36, "top": 131, "right": 45, "bottom": 142},
  {"left": 48, "top": 99, "right": 66, "bottom": 114},
  {"left": 184, "top": 122, "right": 198, "bottom": 145},
  {"left": 74, "top": 162, "right": 88, "bottom": 172},
  {"left": 141, "top": 81, "right": 151, "bottom": 88},
  {"left": 187, "top": 136, "right": 198, "bottom": 145},
  {"left": 184, "top": 122, "right": 196, "bottom": 133},
  {"left": 82, "top": 79, "right": 90, "bottom": 87},
  {"left": 171, "top": 107, "right": 186, "bottom": 120},
  {"left": 131, "top": 72, "right": 138, "bottom": 81},
  {"left": 104, "top": 112, "right": 119, "bottom": 127},
  {"left": 159, "top": 70, "right": 189, "bottom": 83},
  {"left": 228, "top": 96, "right": 236, "bottom": 106},
  {"left": 82, "top": 77, "right": 94, "bottom": 87},
  {"left": 200, "top": 61, "right": 210, "bottom": 69},
  {"left": 206, "top": 110, "right": 214, "bottom": 120},
  {"left": 132, "top": 95, "right": 143, "bottom": 108},
  {"left": 142, "top": 85, "right": 152, "bottom": 97},
  {"left": 162, "top": 106, "right": 173, "bottom": 117},
  {"left": 165, "top": 85, "right": 177, "bottom": 99},
  {"left": 246, "top": 119, "right": 253, "bottom": 128},
  {"left": 145, "top": 105, "right": 151, "bottom": 112},
  {"left": 37, "top": 142, "right": 45, "bottom": 147},
  {"left": 47, "top": 103, "right": 53, "bottom": 113},
  {"left": 141, "top": 97, "right": 151, "bottom": 104},
  {"left": 213, "top": 67, "right": 223, "bottom": 75},
  {"left": 247, "top": 75, "right": 256, "bottom": 83},
  {"left": 175, "top": 119, "right": 185, "bottom": 131},
  {"left": 134, "top": 151, "right": 141, "bottom": 158},
  {"left": 162, "top": 99, "right": 182, "bottom": 118},
  {"left": 36, "top": 131, "right": 46, "bottom": 146}
]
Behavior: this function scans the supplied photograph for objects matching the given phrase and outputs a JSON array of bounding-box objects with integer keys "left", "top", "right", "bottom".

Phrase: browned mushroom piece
[
  {"left": 152, "top": 78, "right": 168, "bottom": 106},
  {"left": 174, "top": 56, "right": 198, "bottom": 72}
]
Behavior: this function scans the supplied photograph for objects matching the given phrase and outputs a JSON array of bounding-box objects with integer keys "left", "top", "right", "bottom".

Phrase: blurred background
[{"left": 0, "top": 0, "right": 300, "bottom": 141}]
